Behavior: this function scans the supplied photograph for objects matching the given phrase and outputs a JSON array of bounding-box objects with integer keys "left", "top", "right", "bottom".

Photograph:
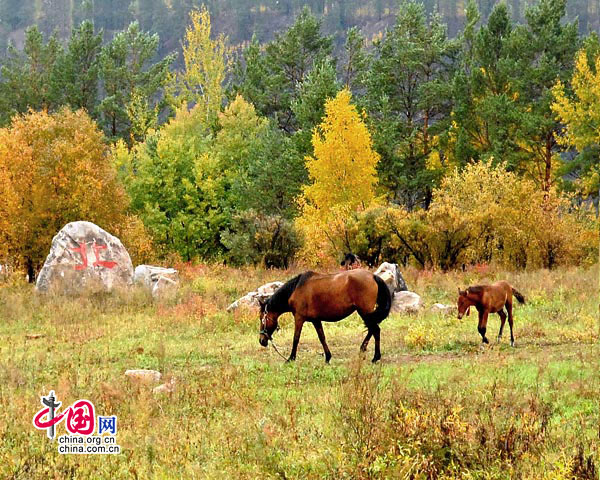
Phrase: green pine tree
[
  {"left": 97, "top": 21, "right": 175, "bottom": 142},
  {"left": 366, "top": 1, "right": 457, "bottom": 208},
  {"left": 0, "top": 26, "right": 63, "bottom": 125},
  {"left": 51, "top": 20, "right": 103, "bottom": 114}
]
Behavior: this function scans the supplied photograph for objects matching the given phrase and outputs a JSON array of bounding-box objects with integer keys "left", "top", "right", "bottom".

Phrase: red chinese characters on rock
[{"left": 70, "top": 240, "right": 117, "bottom": 270}]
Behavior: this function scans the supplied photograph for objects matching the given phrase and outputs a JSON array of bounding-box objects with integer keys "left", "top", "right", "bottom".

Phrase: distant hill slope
[{"left": 1, "top": 0, "right": 598, "bottom": 63}]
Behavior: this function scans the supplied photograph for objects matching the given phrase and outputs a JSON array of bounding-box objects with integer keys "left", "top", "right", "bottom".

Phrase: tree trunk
[
  {"left": 26, "top": 258, "right": 35, "bottom": 283},
  {"left": 423, "top": 110, "right": 430, "bottom": 156},
  {"left": 543, "top": 134, "right": 553, "bottom": 196}
]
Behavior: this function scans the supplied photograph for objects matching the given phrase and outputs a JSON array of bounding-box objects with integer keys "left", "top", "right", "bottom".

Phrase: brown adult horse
[
  {"left": 457, "top": 281, "right": 525, "bottom": 346},
  {"left": 258, "top": 270, "right": 392, "bottom": 363}
]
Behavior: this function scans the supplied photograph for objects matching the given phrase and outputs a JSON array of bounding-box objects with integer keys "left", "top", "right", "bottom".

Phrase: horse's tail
[
  {"left": 512, "top": 287, "right": 525, "bottom": 304},
  {"left": 365, "top": 274, "right": 393, "bottom": 324}
]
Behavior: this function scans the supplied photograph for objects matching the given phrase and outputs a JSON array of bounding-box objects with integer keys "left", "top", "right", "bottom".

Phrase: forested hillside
[
  {"left": 1, "top": 0, "right": 599, "bottom": 59},
  {"left": 0, "top": 0, "right": 598, "bottom": 276}
]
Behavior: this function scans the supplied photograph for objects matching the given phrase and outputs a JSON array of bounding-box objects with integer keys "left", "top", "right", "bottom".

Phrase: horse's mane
[{"left": 267, "top": 271, "right": 315, "bottom": 313}]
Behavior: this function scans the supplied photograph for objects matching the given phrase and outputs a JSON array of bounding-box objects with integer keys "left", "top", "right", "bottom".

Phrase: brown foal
[{"left": 457, "top": 281, "right": 525, "bottom": 347}]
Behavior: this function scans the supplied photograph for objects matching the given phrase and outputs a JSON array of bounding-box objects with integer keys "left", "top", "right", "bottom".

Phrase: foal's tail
[
  {"left": 365, "top": 274, "right": 393, "bottom": 324},
  {"left": 512, "top": 287, "right": 526, "bottom": 304}
]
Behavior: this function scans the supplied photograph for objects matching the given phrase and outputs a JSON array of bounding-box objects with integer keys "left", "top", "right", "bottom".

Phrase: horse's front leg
[
  {"left": 312, "top": 320, "right": 332, "bottom": 363},
  {"left": 478, "top": 310, "right": 489, "bottom": 345},
  {"left": 287, "top": 316, "right": 305, "bottom": 362}
]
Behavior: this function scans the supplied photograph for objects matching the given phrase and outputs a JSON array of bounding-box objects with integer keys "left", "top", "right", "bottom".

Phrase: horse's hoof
[
  {"left": 510, "top": 341, "right": 515, "bottom": 348},
  {"left": 286, "top": 357, "right": 295, "bottom": 363},
  {"left": 325, "top": 356, "right": 332, "bottom": 364},
  {"left": 371, "top": 356, "right": 381, "bottom": 364}
]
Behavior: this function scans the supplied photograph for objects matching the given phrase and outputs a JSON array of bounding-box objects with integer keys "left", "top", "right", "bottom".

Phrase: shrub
[
  {"left": 221, "top": 211, "right": 301, "bottom": 268},
  {"left": 378, "top": 161, "right": 597, "bottom": 270}
]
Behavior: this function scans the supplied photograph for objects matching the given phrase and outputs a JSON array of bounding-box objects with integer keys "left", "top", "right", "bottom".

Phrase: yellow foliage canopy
[
  {"left": 381, "top": 161, "right": 596, "bottom": 269},
  {"left": 296, "top": 89, "right": 380, "bottom": 262},
  {"left": 552, "top": 49, "right": 600, "bottom": 195},
  {"left": 0, "top": 109, "right": 131, "bottom": 276},
  {"left": 179, "top": 5, "right": 228, "bottom": 128}
]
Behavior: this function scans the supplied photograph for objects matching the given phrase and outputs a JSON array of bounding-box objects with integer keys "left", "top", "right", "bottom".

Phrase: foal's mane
[
  {"left": 467, "top": 285, "right": 485, "bottom": 294},
  {"left": 267, "top": 271, "right": 315, "bottom": 313}
]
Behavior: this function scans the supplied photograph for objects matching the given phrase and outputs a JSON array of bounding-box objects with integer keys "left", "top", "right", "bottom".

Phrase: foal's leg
[
  {"left": 312, "top": 320, "right": 332, "bottom": 363},
  {"left": 497, "top": 310, "right": 507, "bottom": 343},
  {"left": 287, "top": 316, "right": 305, "bottom": 362},
  {"left": 478, "top": 310, "right": 489, "bottom": 344},
  {"left": 506, "top": 301, "right": 515, "bottom": 347}
]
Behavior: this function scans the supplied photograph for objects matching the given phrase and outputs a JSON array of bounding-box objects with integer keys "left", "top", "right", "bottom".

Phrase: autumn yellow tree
[
  {"left": 378, "top": 161, "right": 596, "bottom": 270},
  {"left": 552, "top": 49, "right": 600, "bottom": 195},
  {"left": 178, "top": 5, "right": 227, "bottom": 129},
  {"left": 0, "top": 108, "right": 130, "bottom": 280},
  {"left": 296, "top": 89, "right": 380, "bottom": 262}
]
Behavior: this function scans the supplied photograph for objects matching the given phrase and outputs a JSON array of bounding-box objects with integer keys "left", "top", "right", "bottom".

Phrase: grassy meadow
[{"left": 0, "top": 264, "right": 598, "bottom": 479}]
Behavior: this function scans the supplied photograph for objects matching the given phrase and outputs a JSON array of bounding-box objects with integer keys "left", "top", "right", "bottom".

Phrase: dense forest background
[
  {"left": 1, "top": 0, "right": 599, "bottom": 61},
  {"left": 0, "top": 0, "right": 598, "bottom": 277}
]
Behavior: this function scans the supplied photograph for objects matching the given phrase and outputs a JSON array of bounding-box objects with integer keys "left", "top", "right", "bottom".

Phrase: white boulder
[
  {"left": 391, "top": 291, "right": 423, "bottom": 314},
  {"left": 36, "top": 221, "right": 133, "bottom": 294},
  {"left": 374, "top": 262, "right": 408, "bottom": 294},
  {"left": 227, "top": 281, "right": 284, "bottom": 312},
  {"left": 134, "top": 265, "right": 179, "bottom": 298}
]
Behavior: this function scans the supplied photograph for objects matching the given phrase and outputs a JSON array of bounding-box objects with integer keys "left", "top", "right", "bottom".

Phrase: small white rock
[
  {"left": 429, "top": 303, "right": 457, "bottom": 315},
  {"left": 124, "top": 369, "right": 162, "bottom": 383},
  {"left": 153, "top": 378, "right": 176, "bottom": 394}
]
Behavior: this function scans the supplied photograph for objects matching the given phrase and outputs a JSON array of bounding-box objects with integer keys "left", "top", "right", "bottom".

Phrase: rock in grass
[
  {"left": 374, "top": 262, "right": 408, "bottom": 294},
  {"left": 391, "top": 291, "right": 423, "bottom": 313},
  {"left": 36, "top": 221, "right": 133, "bottom": 294},
  {"left": 125, "top": 369, "right": 162, "bottom": 383},
  {"left": 25, "top": 333, "right": 45, "bottom": 340},
  {"left": 153, "top": 377, "right": 176, "bottom": 394},
  {"left": 134, "top": 265, "right": 179, "bottom": 298},
  {"left": 429, "top": 303, "right": 457, "bottom": 315},
  {"left": 227, "top": 281, "right": 284, "bottom": 312}
]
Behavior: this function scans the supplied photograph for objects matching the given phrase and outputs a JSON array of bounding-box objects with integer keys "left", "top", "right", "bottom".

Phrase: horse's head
[
  {"left": 258, "top": 299, "right": 281, "bottom": 347},
  {"left": 457, "top": 288, "right": 471, "bottom": 319}
]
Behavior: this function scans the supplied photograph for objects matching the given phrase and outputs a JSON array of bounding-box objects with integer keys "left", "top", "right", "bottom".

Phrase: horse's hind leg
[
  {"left": 506, "top": 301, "right": 515, "bottom": 347},
  {"left": 497, "top": 310, "right": 507, "bottom": 343},
  {"left": 371, "top": 324, "right": 381, "bottom": 363},
  {"left": 312, "top": 320, "right": 332, "bottom": 363},
  {"left": 360, "top": 330, "right": 372, "bottom": 353}
]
